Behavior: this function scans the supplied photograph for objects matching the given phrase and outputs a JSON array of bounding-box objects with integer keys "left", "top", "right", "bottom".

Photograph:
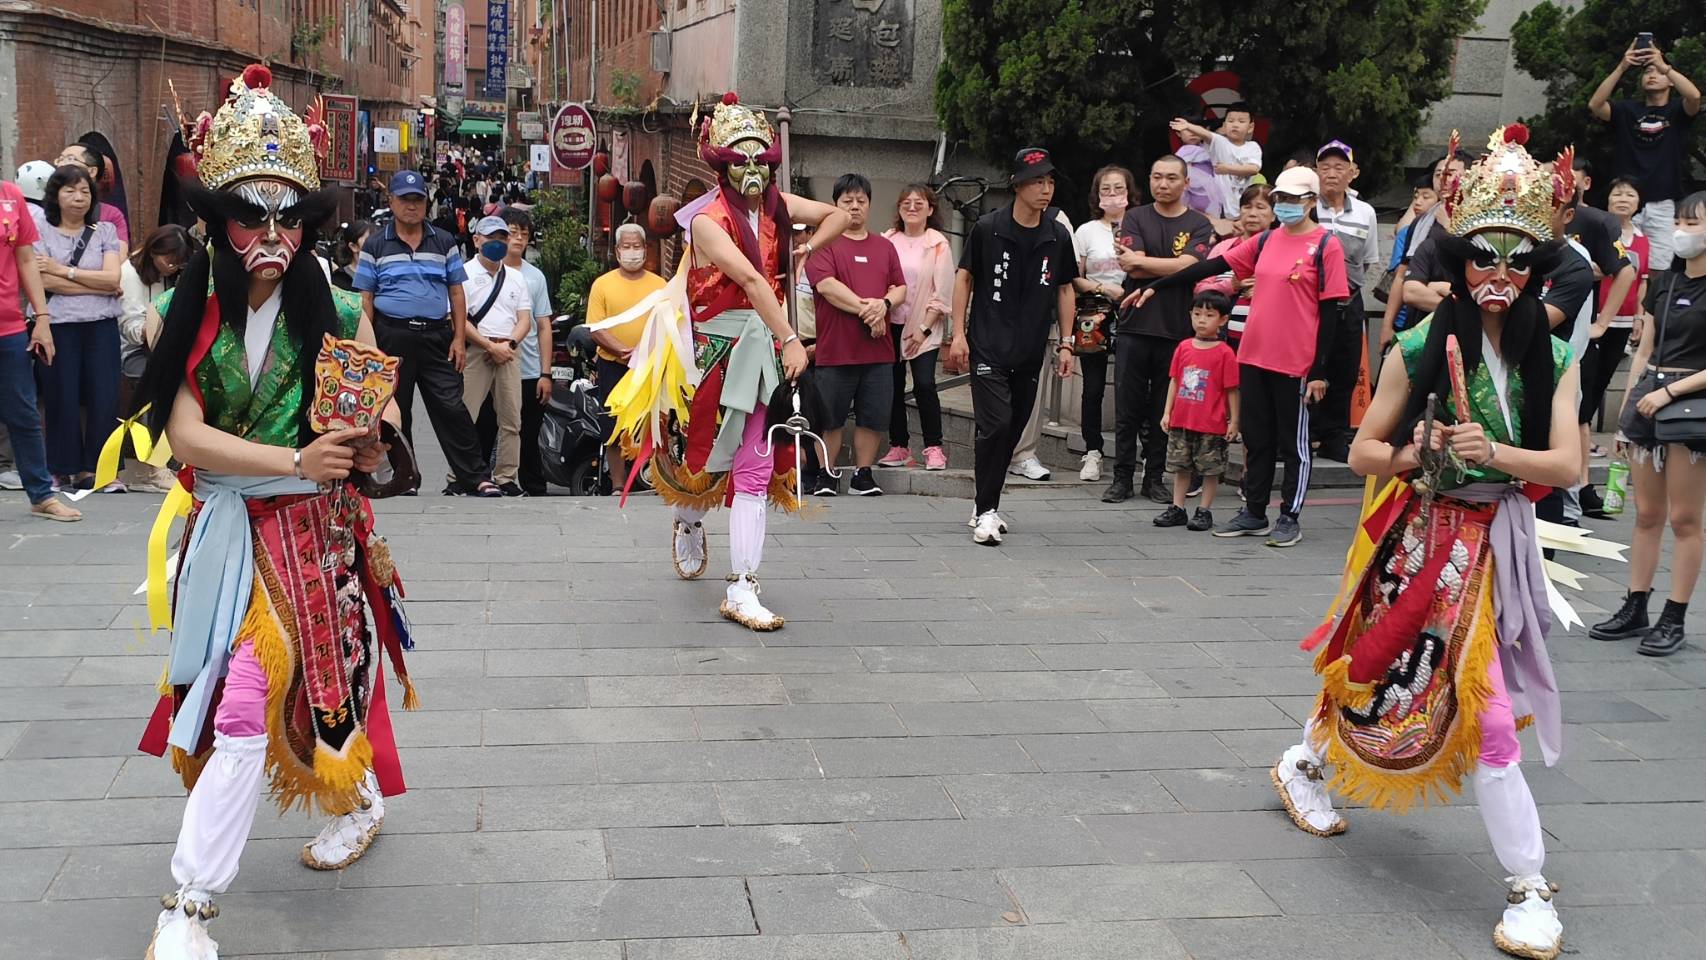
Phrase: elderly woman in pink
[{"left": 879, "top": 184, "right": 955, "bottom": 470}]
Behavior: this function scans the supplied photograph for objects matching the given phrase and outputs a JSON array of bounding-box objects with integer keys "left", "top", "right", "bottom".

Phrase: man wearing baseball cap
[
  {"left": 356, "top": 168, "right": 500, "bottom": 495},
  {"left": 946, "top": 147, "right": 1079, "bottom": 544},
  {"left": 1311, "top": 140, "right": 1381, "bottom": 461},
  {"left": 459, "top": 215, "right": 534, "bottom": 495}
]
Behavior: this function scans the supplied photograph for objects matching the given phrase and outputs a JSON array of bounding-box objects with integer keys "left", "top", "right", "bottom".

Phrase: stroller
[{"left": 537, "top": 322, "right": 609, "bottom": 496}]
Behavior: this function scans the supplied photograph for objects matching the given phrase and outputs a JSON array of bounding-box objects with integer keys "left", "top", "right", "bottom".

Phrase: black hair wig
[
  {"left": 136, "top": 178, "right": 343, "bottom": 447},
  {"left": 1395, "top": 234, "right": 1567, "bottom": 452}
]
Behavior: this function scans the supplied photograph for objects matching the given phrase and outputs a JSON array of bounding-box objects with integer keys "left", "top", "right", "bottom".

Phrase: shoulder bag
[
  {"left": 43, "top": 224, "right": 96, "bottom": 304},
  {"left": 1649, "top": 274, "right": 1706, "bottom": 442}
]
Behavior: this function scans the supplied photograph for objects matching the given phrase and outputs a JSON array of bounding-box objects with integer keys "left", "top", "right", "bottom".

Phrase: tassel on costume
[{"left": 1318, "top": 653, "right": 1376, "bottom": 711}]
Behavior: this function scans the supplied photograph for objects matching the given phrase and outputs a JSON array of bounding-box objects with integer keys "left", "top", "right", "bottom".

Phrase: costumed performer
[
  {"left": 129, "top": 64, "right": 419, "bottom": 960},
  {"left": 602, "top": 93, "right": 848, "bottom": 631},
  {"left": 1266, "top": 126, "right": 1590, "bottom": 960}
]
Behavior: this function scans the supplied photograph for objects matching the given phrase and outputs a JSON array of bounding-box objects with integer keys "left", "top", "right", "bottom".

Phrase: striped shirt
[{"left": 353, "top": 220, "right": 468, "bottom": 320}]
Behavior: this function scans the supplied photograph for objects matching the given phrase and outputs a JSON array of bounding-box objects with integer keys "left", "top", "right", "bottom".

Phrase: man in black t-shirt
[
  {"left": 1103, "top": 156, "right": 1215, "bottom": 505},
  {"left": 948, "top": 148, "right": 1079, "bottom": 545},
  {"left": 1589, "top": 39, "right": 1701, "bottom": 270}
]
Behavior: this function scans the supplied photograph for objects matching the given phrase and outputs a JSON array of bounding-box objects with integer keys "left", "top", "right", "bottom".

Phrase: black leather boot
[
  {"left": 1638, "top": 600, "right": 1688, "bottom": 657},
  {"left": 1589, "top": 591, "right": 1650, "bottom": 642}
]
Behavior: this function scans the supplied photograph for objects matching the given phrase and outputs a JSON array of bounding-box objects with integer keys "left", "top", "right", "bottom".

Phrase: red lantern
[
  {"left": 592, "top": 152, "right": 610, "bottom": 176},
  {"left": 647, "top": 194, "right": 682, "bottom": 236},
  {"left": 622, "top": 180, "right": 651, "bottom": 211},
  {"left": 596, "top": 173, "right": 620, "bottom": 203}
]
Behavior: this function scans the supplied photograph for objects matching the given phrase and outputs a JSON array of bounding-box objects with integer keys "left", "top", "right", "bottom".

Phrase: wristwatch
[{"left": 67, "top": 267, "right": 77, "bottom": 282}]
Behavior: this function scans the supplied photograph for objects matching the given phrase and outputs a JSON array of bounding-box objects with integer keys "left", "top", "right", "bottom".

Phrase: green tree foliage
[
  {"left": 935, "top": 0, "right": 1484, "bottom": 204},
  {"left": 1511, "top": 3, "right": 1704, "bottom": 181},
  {"left": 530, "top": 188, "right": 605, "bottom": 320}
]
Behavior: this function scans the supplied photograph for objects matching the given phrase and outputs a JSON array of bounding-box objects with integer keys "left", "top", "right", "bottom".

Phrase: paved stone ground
[{"left": 2, "top": 449, "right": 1704, "bottom": 959}]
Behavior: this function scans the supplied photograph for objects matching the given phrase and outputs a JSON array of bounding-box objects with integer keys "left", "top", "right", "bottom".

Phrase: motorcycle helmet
[{"left": 16, "top": 160, "right": 54, "bottom": 201}]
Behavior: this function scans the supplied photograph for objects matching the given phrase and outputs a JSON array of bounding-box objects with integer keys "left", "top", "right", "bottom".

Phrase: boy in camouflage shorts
[{"left": 1155, "top": 291, "right": 1240, "bottom": 531}]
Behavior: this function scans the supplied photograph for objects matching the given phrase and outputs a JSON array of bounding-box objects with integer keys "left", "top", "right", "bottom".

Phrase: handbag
[
  {"left": 1649, "top": 274, "right": 1706, "bottom": 442},
  {"left": 1372, "top": 263, "right": 1398, "bottom": 304}
]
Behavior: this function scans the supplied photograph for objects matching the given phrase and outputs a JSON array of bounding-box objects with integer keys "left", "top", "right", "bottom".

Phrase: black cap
[{"left": 1011, "top": 147, "right": 1056, "bottom": 185}]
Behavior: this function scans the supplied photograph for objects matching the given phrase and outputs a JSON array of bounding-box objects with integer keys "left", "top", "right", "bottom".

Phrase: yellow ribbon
[
  {"left": 145, "top": 483, "right": 194, "bottom": 632},
  {"left": 93, "top": 404, "right": 174, "bottom": 490}
]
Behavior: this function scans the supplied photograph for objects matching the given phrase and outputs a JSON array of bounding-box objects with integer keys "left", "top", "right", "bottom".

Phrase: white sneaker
[
  {"left": 721, "top": 574, "right": 783, "bottom": 631},
  {"left": 0, "top": 469, "right": 20, "bottom": 490},
  {"left": 1494, "top": 875, "right": 1563, "bottom": 960},
  {"left": 144, "top": 889, "right": 220, "bottom": 960},
  {"left": 968, "top": 510, "right": 1009, "bottom": 532},
  {"left": 1271, "top": 744, "right": 1347, "bottom": 837},
  {"left": 672, "top": 520, "right": 708, "bottom": 580},
  {"left": 301, "top": 773, "right": 385, "bottom": 870},
  {"left": 1078, "top": 450, "right": 1103, "bottom": 482},
  {"left": 1008, "top": 456, "right": 1051, "bottom": 481},
  {"left": 972, "top": 511, "right": 1005, "bottom": 545}
]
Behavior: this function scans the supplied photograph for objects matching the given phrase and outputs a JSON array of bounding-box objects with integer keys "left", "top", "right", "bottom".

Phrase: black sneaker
[
  {"left": 497, "top": 481, "right": 527, "bottom": 497},
  {"left": 1266, "top": 514, "right": 1303, "bottom": 547},
  {"left": 1153, "top": 505, "right": 1188, "bottom": 527},
  {"left": 1140, "top": 476, "right": 1172, "bottom": 504},
  {"left": 849, "top": 467, "right": 883, "bottom": 496},
  {"left": 1187, "top": 507, "right": 1214, "bottom": 532},
  {"left": 813, "top": 472, "right": 839, "bottom": 497},
  {"left": 1101, "top": 478, "right": 1134, "bottom": 503},
  {"left": 1580, "top": 485, "right": 1610, "bottom": 520},
  {"left": 1213, "top": 508, "right": 1272, "bottom": 538}
]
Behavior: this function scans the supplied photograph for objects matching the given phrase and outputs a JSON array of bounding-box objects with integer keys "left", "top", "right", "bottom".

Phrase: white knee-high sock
[
  {"left": 169, "top": 732, "right": 268, "bottom": 894},
  {"left": 1474, "top": 761, "right": 1546, "bottom": 878},
  {"left": 729, "top": 492, "right": 765, "bottom": 576}
]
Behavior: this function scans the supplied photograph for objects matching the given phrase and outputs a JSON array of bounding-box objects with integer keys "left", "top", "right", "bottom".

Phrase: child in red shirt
[{"left": 1156, "top": 291, "right": 1240, "bottom": 531}]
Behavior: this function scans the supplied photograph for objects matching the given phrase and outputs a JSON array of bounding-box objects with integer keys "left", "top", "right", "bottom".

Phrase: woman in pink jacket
[{"left": 880, "top": 184, "right": 956, "bottom": 470}]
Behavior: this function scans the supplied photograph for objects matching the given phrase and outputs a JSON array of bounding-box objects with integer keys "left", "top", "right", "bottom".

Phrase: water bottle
[{"left": 1603, "top": 460, "right": 1629, "bottom": 516}]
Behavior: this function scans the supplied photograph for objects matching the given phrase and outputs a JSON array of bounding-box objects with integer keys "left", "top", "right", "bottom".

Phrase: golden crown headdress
[
  {"left": 705, "top": 92, "right": 773, "bottom": 151},
  {"left": 1442, "top": 124, "right": 1574, "bottom": 242},
  {"left": 194, "top": 64, "right": 326, "bottom": 193}
]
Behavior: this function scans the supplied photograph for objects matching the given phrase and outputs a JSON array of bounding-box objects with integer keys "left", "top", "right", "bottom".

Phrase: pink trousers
[
  {"left": 214, "top": 641, "right": 267, "bottom": 737},
  {"left": 1478, "top": 646, "right": 1522, "bottom": 767},
  {"left": 729, "top": 401, "right": 773, "bottom": 498}
]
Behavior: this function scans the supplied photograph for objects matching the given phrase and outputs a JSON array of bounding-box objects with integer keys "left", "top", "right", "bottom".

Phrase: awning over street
[{"left": 456, "top": 118, "right": 503, "bottom": 136}]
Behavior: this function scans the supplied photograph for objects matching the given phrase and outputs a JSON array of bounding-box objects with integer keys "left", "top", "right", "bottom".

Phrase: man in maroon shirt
[{"left": 807, "top": 173, "right": 907, "bottom": 496}]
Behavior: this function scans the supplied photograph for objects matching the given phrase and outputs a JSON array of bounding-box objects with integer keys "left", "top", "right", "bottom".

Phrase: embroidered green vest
[
  {"left": 1397, "top": 315, "right": 1572, "bottom": 487},
  {"left": 155, "top": 285, "right": 363, "bottom": 446}
]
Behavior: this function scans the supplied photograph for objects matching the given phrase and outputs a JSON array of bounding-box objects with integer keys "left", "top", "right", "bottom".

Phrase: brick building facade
[{"left": 0, "top": 0, "right": 434, "bottom": 233}]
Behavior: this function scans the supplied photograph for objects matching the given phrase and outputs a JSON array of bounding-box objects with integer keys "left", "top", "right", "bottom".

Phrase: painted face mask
[
  {"left": 1464, "top": 229, "right": 1535, "bottom": 313},
  {"left": 223, "top": 180, "right": 306, "bottom": 280},
  {"left": 731, "top": 141, "right": 772, "bottom": 198}
]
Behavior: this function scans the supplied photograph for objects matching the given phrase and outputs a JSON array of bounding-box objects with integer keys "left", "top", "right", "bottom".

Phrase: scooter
[{"left": 537, "top": 320, "right": 609, "bottom": 496}]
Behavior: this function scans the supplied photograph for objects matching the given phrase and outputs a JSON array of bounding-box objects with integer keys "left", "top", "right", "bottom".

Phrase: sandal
[
  {"left": 30, "top": 498, "right": 82, "bottom": 522},
  {"left": 475, "top": 480, "right": 503, "bottom": 498}
]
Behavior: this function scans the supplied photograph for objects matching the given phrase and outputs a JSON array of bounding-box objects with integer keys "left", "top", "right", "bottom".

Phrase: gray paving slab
[
  {"left": 903, "top": 921, "right": 1191, "bottom": 960},
  {"left": 717, "top": 777, "right": 958, "bottom": 824},
  {"left": 5, "top": 481, "right": 1703, "bottom": 958},
  {"left": 604, "top": 823, "right": 865, "bottom": 878},
  {"left": 747, "top": 871, "right": 1014, "bottom": 935}
]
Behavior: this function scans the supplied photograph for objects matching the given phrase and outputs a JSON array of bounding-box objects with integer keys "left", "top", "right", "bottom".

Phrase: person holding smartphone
[
  {"left": 0, "top": 177, "right": 79, "bottom": 520},
  {"left": 1588, "top": 32, "right": 1702, "bottom": 271}
]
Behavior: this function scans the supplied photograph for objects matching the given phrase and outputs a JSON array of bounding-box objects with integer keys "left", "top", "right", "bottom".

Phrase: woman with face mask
[
  {"left": 1601, "top": 190, "right": 1706, "bottom": 657},
  {"left": 1125, "top": 165, "right": 1348, "bottom": 549},
  {"left": 1067, "top": 166, "right": 1137, "bottom": 482}
]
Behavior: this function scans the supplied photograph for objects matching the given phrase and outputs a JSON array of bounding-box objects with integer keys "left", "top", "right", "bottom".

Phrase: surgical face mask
[
  {"left": 1272, "top": 202, "right": 1308, "bottom": 226},
  {"left": 480, "top": 239, "right": 508, "bottom": 262},
  {"left": 617, "top": 248, "right": 645, "bottom": 270},
  {"left": 1099, "top": 194, "right": 1127, "bottom": 216},
  {"left": 1673, "top": 228, "right": 1706, "bottom": 262}
]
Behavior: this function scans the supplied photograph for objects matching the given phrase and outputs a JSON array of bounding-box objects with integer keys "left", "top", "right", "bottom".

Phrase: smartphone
[{"left": 1635, "top": 32, "right": 1654, "bottom": 51}]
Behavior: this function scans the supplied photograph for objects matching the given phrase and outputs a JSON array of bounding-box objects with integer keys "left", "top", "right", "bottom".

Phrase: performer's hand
[
  {"left": 1447, "top": 421, "right": 1492, "bottom": 464},
  {"left": 1121, "top": 287, "right": 1154, "bottom": 311},
  {"left": 1411, "top": 418, "right": 1447, "bottom": 454},
  {"left": 448, "top": 337, "right": 467, "bottom": 372},
  {"left": 1637, "top": 385, "right": 1674, "bottom": 418},
  {"left": 536, "top": 376, "right": 554, "bottom": 405},
  {"left": 1305, "top": 379, "right": 1328, "bottom": 404},
  {"left": 945, "top": 336, "right": 970, "bottom": 374},
  {"left": 781, "top": 338, "right": 808, "bottom": 380},
  {"left": 351, "top": 429, "right": 389, "bottom": 473},
  {"left": 300, "top": 428, "right": 363, "bottom": 483}
]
